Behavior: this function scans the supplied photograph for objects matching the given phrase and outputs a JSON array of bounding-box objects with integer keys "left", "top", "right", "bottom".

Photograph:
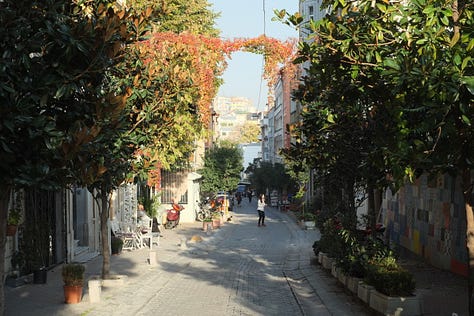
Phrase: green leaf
[
  {"left": 462, "top": 76, "right": 474, "bottom": 95},
  {"left": 376, "top": 3, "right": 387, "bottom": 13},
  {"left": 461, "top": 115, "right": 471, "bottom": 126},
  {"left": 461, "top": 57, "right": 471, "bottom": 71},
  {"left": 383, "top": 58, "right": 400, "bottom": 70},
  {"left": 327, "top": 113, "right": 335, "bottom": 123}
]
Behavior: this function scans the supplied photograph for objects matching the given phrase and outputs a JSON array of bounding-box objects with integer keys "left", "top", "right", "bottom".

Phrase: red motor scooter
[{"left": 164, "top": 203, "right": 184, "bottom": 229}]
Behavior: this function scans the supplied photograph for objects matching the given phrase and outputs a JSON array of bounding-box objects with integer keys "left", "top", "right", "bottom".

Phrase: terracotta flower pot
[
  {"left": 64, "top": 285, "right": 83, "bottom": 304},
  {"left": 6, "top": 225, "right": 17, "bottom": 236},
  {"left": 202, "top": 221, "right": 212, "bottom": 232}
]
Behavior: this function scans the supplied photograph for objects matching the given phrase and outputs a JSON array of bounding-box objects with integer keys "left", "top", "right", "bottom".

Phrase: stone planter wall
[
  {"left": 357, "top": 282, "right": 374, "bottom": 304},
  {"left": 318, "top": 252, "right": 325, "bottom": 265},
  {"left": 369, "top": 290, "right": 423, "bottom": 316},
  {"left": 331, "top": 262, "right": 338, "bottom": 278},
  {"left": 321, "top": 254, "right": 333, "bottom": 270},
  {"left": 320, "top": 263, "right": 424, "bottom": 316},
  {"left": 337, "top": 270, "right": 348, "bottom": 286},
  {"left": 346, "top": 276, "right": 362, "bottom": 294},
  {"left": 303, "top": 220, "right": 316, "bottom": 230}
]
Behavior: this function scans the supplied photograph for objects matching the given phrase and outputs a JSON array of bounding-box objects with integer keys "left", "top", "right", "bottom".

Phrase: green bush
[
  {"left": 7, "top": 209, "right": 22, "bottom": 225},
  {"left": 62, "top": 264, "right": 85, "bottom": 286},
  {"left": 314, "top": 213, "right": 415, "bottom": 296},
  {"left": 299, "top": 212, "right": 316, "bottom": 221},
  {"left": 336, "top": 229, "right": 367, "bottom": 278},
  {"left": 111, "top": 236, "right": 124, "bottom": 255},
  {"left": 365, "top": 257, "right": 415, "bottom": 296},
  {"left": 318, "top": 218, "right": 344, "bottom": 259}
]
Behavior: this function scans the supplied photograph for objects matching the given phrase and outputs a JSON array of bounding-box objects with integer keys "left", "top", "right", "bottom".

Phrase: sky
[{"left": 208, "top": 0, "right": 299, "bottom": 112}]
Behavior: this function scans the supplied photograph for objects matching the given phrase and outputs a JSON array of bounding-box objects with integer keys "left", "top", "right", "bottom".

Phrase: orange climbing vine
[
  {"left": 135, "top": 32, "right": 297, "bottom": 187},
  {"left": 139, "top": 32, "right": 297, "bottom": 122}
]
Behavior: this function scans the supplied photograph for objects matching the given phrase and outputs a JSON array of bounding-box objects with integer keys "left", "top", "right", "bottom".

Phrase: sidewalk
[
  {"left": 398, "top": 251, "right": 468, "bottom": 316},
  {"left": 5, "top": 220, "right": 209, "bottom": 316}
]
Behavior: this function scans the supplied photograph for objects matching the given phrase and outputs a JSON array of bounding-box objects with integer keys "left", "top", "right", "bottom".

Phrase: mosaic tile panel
[{"left": 381, "top": 173, "right": 469, "bottom": 275}]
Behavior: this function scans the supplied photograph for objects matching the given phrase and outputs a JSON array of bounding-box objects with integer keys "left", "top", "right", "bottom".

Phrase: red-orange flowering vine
[
  {"left": 230, "top": 35, "right": 297, "bottom": 92},
  {"left": 135, "top": 32, "right": 297, "bottom": 187},
  {"left": 138, "top": 32, "right": 296, "bottom": 123}
]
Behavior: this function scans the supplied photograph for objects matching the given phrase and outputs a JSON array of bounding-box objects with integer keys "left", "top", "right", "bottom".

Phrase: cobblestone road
[{"left": 6, "top": 199, "right": 372, "bottom": 316}]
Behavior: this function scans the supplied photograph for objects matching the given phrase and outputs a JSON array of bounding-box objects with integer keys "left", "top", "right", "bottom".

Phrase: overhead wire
[{"left": 256, "top": 0, "right": 266, "bottom": 112}]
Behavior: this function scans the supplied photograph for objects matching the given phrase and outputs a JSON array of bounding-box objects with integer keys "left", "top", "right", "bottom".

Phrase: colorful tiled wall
[{"left": 381, "top": 173, "right": 468, "bottom": 276}]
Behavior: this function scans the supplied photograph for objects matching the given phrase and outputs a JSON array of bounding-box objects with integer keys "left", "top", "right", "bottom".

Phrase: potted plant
[
  {"left": 62, "top": 263, "right": 85, "bottom": 304},
  {"left": 202, "top": 217, "right": 213, "bottom": 232},
  {"left": 7, "top": 208, "right": 22, "bottom": 236},
  {"left": 111, "top": 236, "right": 124, "bottom": 255},
  {"left": 365, "top": 257, "right": 421, "bottom": 315},
  {"left": 211, "top": 211, "right": 221, "bottom": 229},
  {"left": 299, "top": 212, "right": 316, "bottom": 229}
]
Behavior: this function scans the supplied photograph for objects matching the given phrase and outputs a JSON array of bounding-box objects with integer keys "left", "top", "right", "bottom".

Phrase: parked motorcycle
[
  {"left": 164, "top": 203, "right": 184, "bottom": 229},
  {"left": 196, "top": 197, "right": 222, "bottom": 222},
  {"left": 196, "top": 198, "right": 212, "bottom": 222}
]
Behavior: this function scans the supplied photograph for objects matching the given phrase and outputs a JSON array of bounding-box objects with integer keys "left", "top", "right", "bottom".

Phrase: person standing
[
  {"left": 248, "top": 189, "right": 252, "bottom": 203},
  {"left": 257, "top": 194, "right": 266, "bottom": 227},
  {"left": 236, "top": 191, "right": 242, "bottom": 207}
]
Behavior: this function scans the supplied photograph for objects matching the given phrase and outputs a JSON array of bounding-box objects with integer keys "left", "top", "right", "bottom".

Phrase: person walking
[{"left": 257, "top": 194, "right": 266, "bottom": 227}]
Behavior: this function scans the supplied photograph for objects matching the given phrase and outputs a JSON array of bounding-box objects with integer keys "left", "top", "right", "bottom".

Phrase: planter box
[
  {"left": 304, "top": 221, "right": 316, "bottom": 230},
  {"left": 357, "top": 282, "right": 375, "bottom": 304},
  {"left": 322, "top": 254, "right": 333, "bottom": 270},
  {"left": 331, "top": 262, "right": 338, "bottom": 278},
  {"left": 318, "top": 252, "right": 325, "bottom": 265},
  {"left": 337, "top": 270, "right": 348, "bottom": 286},
  {"left": 346, "top": 276, "right": 362, "bottom": 294},
  {"left": 101, "top": 274, "right": 128, "bottom": 287},
  {"left": 88, "top": 279, "right": 102, "bottom": 303},
  {"left": 369, "top": 290, "right": 423, "bottom": 316}
]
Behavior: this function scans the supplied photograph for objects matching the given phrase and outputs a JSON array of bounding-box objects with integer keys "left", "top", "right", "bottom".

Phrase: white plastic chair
[{"left": 139, "top": 218, "right": 153, "bottom": 249}]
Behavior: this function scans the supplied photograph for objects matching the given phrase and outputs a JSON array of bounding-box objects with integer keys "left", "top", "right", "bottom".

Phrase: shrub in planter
[
  {"left": 312, "top": 241, "right": 320, "bottom": 256},
  {"left": 336, "top": 229, "right": 367, "bottom": 278},
  {"left": 318, "top": 218, "right": 344, "bottom": 258},
  {"left": 62, "top": 264, "right": 85, "bottom": 304},
  {"left": 298, "top": 212, "right": 316, "bottom": 222},
  {"left": 62, "top": 264, "right": 85, "bottom": 286},
  {"left": 111, "top": 236, "right": 124, "bottom": 255},
  {"left": 365, "top": 256, "right": 415, "bottom": 297}
]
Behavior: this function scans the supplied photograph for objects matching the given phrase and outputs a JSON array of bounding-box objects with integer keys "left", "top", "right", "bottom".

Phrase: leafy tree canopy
[
  {"left": 247, "top": 160, "right": 296, "bottom": 196},
  {"left": 199, "top": 144, "right": 243, "bottom": 195}
]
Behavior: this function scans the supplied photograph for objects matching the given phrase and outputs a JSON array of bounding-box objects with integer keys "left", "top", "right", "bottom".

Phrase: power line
[{"left": 257, "top": 0, "right": 266, "bottom": 112}]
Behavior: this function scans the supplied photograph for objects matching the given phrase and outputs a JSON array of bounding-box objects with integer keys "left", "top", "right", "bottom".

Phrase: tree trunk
[
  {"left": 462, "top": 169, "right": 474, "bottom": 316},
  {"left": 367, "top": 181, "right": 376, "bottom": 232},
  {"left": 0, "top": 185, "right": 12, "bottom": 316},
  {"left": 99, "top": 186, "right": 111, "bottom": 280}
]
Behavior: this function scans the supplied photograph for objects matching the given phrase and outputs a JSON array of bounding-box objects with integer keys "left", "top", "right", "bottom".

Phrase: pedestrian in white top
[{"left": 257, "top": 194, "right": 266, "bottom": 227}]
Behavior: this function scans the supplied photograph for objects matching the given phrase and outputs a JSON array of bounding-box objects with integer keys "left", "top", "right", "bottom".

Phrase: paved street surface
[{"left": 5, "top": 198, "right": 468, "bottom": 315}]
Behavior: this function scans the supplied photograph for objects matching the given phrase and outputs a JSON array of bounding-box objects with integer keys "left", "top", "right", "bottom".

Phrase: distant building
[
  {"left": 239, "top": 142, "right": 261, "bottom": 183},
  {"left": 212, "top": 96, "right": 259, "bottom": 142}
]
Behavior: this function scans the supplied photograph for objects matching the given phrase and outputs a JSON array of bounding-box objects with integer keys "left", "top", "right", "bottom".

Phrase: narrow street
[
  {"left": 128, "top": 199, "right": 372, "bottom": 316},
  {"left": 6, "top": 199, "right": 373, "bottom": 316}
]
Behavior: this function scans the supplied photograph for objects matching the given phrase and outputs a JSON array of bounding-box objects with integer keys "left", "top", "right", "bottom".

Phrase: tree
[
  {"left": 248, "top": 161, "right": 296, "bottom": 197},
  {"left": 282, "top": 0, "right": 474, "bottom": 311},
  {"left": 153, "top": 0, "right": 220, "bottom": 36},
  {"left": 0, "top": 0, "right": 141, "bottom": 312},
  {"left": 199, "top": 144, "right": 243, "bottom": 195},
  {"left": 237, "top": 122, "right": 261, "bottom": 144}
]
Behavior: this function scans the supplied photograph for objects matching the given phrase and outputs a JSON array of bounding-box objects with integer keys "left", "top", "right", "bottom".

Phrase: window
[{"left": 161, "top": 170, "right": 189, "bottom": 204}]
